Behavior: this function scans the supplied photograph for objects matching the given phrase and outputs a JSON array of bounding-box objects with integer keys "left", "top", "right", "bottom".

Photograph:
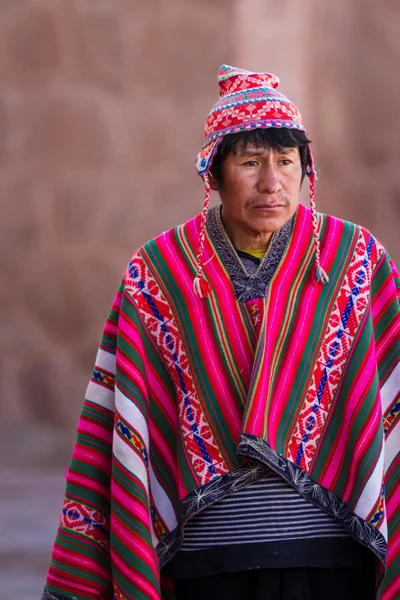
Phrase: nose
[{"left": 257, "top": 164, "right": 281, "bottom": 194}]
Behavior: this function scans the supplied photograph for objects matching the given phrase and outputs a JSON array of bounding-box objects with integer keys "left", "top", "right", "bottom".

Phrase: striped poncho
[{"left": 43, "top": 203, "right": 399, "bottom": 600}]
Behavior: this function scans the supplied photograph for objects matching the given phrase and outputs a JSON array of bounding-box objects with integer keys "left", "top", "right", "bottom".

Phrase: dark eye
[
  {"left": 244, "top": 160, "right": 259, "bottom": 167},
  {"left": 280, "top": 159, "right": 292, "bottom": 166}
]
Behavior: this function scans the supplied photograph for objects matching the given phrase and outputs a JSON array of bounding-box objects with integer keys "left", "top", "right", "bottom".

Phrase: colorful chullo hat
[{"left": 193, "top": 64, "right": 329, "bottom": 298}]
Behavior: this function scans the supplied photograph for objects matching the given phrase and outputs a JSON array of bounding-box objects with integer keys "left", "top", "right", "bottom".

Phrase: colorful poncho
[{"left": 43, "top": 203, "right": 400, "bottom": 600}]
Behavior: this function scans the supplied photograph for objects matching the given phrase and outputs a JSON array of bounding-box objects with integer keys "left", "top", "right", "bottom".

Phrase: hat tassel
[
  {"left": 193, "top": 276, "right": 212, "bottom": 298},
  {"left": 316, "top": 265, "right": 329, "bottom": 284}
]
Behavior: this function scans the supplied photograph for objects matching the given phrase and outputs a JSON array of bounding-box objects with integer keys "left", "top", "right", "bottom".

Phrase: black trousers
[{"left": 174, "top": 566, "right": 376, "bottom": 600}]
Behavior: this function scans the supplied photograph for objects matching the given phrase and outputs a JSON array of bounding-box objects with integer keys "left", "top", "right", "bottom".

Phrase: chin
[{"left": 249, "top": 214, "right": 289, "bottom": 234}]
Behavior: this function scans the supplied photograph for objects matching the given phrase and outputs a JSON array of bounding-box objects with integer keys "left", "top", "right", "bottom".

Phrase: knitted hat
[{"left": 193, "top": 64, "right": 329, "bottom": 298}]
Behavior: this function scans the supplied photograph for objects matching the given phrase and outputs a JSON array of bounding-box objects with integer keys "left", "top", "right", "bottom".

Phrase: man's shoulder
[
  {"left": 318, "top": 213, "right": 379, "bottom": 243},
  {"left": 319, "top": 210, "right": 386, "bottom": 266},
  {"left": 302, "top": 205, "right": 379, "bottom": 247},
  {"left": 320, "top": 210, "right": 365, "bottom": 235},
  {"left": 129, "top": 212, "right": 202, "bottom": 264}
]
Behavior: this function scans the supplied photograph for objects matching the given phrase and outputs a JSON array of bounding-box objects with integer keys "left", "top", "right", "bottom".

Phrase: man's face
[{"left": 211, "top": 142, "right": 302, "bottom": 238}]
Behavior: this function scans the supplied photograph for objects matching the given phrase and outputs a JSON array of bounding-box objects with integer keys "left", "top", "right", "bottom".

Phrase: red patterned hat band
[{"left": 193, "top": 65, "right": 329, "bottom": 299}]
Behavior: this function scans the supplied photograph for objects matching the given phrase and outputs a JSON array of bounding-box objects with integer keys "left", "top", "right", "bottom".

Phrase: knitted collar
[{"left": 206, "top": 205, "right": 294, "bottom": 302}]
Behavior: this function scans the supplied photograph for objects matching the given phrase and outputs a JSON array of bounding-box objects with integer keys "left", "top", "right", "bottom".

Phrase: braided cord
[
  {"left": 193, "top": 174, "right": 212, "bottom": 298},
  {"left": 308, "top": 149, "right": 329, "bottom": 284},
  {"left": 196, "top": 174, "right": 211, "bottom": 278}
]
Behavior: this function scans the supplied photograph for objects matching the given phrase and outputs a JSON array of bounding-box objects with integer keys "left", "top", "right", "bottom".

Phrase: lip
[{"left": 251, "top": 204, "right": 284, "bottom": 210}]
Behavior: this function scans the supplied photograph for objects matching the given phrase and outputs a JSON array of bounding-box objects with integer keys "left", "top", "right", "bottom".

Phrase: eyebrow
[{"left": 237, "top": 147, "right": 297, "bottom": 157}]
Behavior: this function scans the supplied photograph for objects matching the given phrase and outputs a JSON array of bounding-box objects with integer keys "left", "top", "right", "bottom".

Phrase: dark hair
[{"left": 210, "top": 128, "right": 311, "bottom": 187}]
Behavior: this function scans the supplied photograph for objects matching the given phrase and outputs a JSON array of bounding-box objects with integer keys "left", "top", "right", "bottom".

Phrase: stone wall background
[{"left": 0, "top": 0, "right": 399, "bottom": 466}]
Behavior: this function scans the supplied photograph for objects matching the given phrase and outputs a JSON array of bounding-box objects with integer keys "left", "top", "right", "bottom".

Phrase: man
[{"left": 43, "top": 66, "right": 399, "bottom": 600}]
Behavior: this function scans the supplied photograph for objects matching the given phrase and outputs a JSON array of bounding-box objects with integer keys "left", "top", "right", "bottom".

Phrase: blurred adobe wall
[
  {"left": 0, "top": 0, "right": 399, "bottom": 467},
  {"left": 311, "top": 0, "right": 400, "bottom": 256}
]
